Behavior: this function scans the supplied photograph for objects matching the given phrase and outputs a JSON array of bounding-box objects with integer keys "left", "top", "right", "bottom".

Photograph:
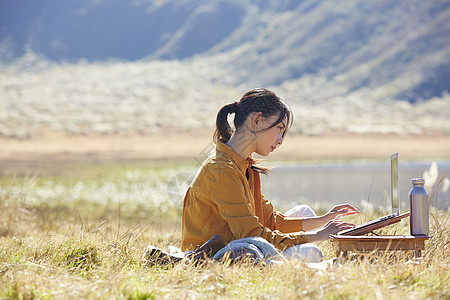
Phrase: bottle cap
[{"left": 412, "top": 178, "right": 425, "bottom": 185}]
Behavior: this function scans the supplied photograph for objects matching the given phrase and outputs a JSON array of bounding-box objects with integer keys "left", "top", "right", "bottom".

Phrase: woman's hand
[
  {"left": 306, "top": 219, "right": 356, "bottom": 242},
  {"left": 325, "top": 203, "right": 360, "bottom": 221},
  {"left": 300, "top": 203, "right": 360, "bottom": 231}
]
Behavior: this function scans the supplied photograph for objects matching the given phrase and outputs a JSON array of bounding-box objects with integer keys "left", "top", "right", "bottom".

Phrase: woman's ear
[{"left": 251, "top": 112, "right": 263, "bottom": 130}]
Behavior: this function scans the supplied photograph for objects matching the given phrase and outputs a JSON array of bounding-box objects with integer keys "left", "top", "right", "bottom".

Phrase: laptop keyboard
[{"left": 338, "top": 213, "right": 397, "bottom": 235}]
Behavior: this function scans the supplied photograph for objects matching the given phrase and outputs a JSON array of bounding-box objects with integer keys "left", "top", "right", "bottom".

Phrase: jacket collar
[{"left": 216, "top": 142, "right": 253, "bottom": 173}]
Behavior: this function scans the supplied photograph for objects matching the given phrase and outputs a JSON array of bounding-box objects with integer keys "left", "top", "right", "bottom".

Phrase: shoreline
[{"left": 1, "top": 132, "right": 449, "bottom": 175}]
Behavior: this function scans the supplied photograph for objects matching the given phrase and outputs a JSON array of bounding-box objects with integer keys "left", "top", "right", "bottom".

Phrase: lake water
[{"left": 260, "top": 161, "right": 450, "bottom": 212}]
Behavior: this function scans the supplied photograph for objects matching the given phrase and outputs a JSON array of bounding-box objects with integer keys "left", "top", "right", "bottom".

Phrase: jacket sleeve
[
  {"left": 211, "top": 164, "right": 306, "bottom": 249},
  {"left": 260, "top": 195, "right": 304, "bottom": 234}
]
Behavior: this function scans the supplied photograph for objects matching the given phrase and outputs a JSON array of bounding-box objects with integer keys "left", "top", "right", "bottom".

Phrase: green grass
[{"left": 1, "top": 166, "right": 449, "bottom": 299}]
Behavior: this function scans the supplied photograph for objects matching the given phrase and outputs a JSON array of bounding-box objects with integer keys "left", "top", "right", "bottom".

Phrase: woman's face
[{"left": 254, "top": 114, "right": 286, "bottom": 156}]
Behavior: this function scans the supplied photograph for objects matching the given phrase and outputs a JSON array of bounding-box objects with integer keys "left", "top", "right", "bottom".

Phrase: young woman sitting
[{"left": 181, "top": 88, "right": 359, "bottom": 263}]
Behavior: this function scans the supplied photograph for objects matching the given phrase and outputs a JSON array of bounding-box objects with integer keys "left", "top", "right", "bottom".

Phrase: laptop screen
[{"left": 391, "top": 152, "right": 399, "bottom": 214}]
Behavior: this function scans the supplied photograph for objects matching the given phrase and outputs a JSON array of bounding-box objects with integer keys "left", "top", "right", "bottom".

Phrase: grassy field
[
  {"left": 0, "top": 162, "right": 448, "bottom": 299},
  {"left": 2, "top": 57, "right": 450, "bottom": 140}
]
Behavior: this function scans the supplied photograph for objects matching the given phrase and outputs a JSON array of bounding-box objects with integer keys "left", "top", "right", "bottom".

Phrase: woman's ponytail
[{"left": 213, "top": 102, "right": 239, "bottom": 144}]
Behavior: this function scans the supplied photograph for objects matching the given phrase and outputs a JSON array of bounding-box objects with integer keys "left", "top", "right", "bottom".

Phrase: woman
[{"left": 181, "top": 88, "right": 359, "bottom": 262}]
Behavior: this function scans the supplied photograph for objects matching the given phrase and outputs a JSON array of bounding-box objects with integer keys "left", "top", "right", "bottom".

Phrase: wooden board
[{"left": 330, "top": 235, "right": 432, "bottom": 257}]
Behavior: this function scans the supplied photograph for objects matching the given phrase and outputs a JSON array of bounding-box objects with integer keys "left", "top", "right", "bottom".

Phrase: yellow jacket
[{"left": 181, "top": 142, "right": 306, "bottom": 251}]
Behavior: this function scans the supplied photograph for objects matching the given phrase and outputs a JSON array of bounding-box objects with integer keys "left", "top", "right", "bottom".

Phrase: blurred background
[{"left": 1, "top": 0, "right": 449, "bottom": 212}]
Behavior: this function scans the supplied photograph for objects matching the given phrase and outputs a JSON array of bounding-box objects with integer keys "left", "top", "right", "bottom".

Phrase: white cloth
[
  {"left": 282, "top": 243, "right": 323, "bottom": 263},
  {"left": 282, "top": 204, "right": 324, "bottom": 263}
]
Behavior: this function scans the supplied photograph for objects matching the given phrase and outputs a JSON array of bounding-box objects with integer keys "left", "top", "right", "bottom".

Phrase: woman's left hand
[
  {"left": 300, "top": 203, "right": 360, "bottom": 231},
  {"left": 326, "top": 203, "right": 360, "bottom": 221}
]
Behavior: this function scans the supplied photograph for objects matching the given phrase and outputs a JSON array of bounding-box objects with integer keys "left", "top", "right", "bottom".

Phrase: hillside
[
  {"left": 1, "top": 0, "right": 449, "bottom": 138},
  {"left": 2, "top": 0, "right": 449, "bottom": 99}
]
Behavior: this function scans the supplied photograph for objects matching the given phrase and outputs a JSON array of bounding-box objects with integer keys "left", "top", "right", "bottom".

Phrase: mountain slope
[
  {"left": 206, "top": 0, "right": 450, "bottom": 102},
  {"left": 1, "top": 0, "right": 449, "bottom": 102}
]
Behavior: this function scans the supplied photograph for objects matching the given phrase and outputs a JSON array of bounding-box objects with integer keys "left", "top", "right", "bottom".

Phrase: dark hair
[{"left": 214, "top": 88, "right": 293, "bottom": 173}]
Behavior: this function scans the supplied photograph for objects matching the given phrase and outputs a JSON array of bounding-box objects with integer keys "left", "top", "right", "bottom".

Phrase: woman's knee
[{"left": 284, "top": 204, "right": 317, "bottom": 218}]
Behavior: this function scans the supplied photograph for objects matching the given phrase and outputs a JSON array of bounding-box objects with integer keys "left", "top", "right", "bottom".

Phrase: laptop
[{"left": 338, "top": 152, "right": 401, "bottom": 236}]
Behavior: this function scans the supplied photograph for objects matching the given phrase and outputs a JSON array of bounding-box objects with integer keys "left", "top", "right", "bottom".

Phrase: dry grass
[
  {"left": 1, "top": 175, "right": 449, "bottom": 299},
  {"left": 1, "top": 56, "right": 450, "bottom": 140}
]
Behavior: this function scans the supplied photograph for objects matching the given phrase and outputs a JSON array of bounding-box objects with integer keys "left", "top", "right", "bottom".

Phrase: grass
[{"left": 0, "top": 167, "right": 449, "bottom": 299}]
